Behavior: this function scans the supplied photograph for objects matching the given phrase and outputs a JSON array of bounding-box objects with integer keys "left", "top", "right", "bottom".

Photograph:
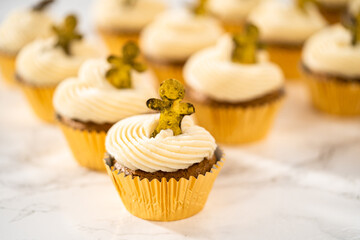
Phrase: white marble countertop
[{"left": 1, "top": 1, "right": 360, "bottom": 240}]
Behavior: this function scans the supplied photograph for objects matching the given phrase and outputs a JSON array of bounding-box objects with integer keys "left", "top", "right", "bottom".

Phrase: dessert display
[
  {"left": 15, "top": 14, "right": 100, "bottom": 122},
  {"left": 93, "top": 0, "right": 165, "bottom": 53},
  {"left": 140, "top": 1, "right": 223, "bottom": 83},
  {"left": 317, "top": 0, "right": 349, "bottom": 23},
  {"left": 184, "top": 25, "right": 285, "bottom": 144},
  {"left": 104, "top": 78, "right": 224, "bottom": 221},
  {"left": 248, "top": 0, "right": 327, "bottom": 79},
  {"left": 208, "top": 0, "right": 260, "bottom": 33},
  {"left": 54, "top": 41, "right": 157, "bottom": 171},
  {"left": 0, "top": 0, "right": 54, "bottom": 85},
  {"left": 301, "top": 14, "right": 360, "bottom": 116}
]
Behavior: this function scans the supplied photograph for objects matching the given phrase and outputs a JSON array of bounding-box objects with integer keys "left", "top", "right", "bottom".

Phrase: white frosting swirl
[
  {"left": 302, "top": 24, "right": 360, "bottom": 78},
  {"left": 93, "top": 0, "right": 166, "bottom": 33},
  {"left": 0, "top": 9, "right": 53, "bottom": 55},
  {"left": 349, "top": 0, "right": 360, "bottom": 15},
  {"left": 208, "top": 0, "right": 260, "bottom": 24},
  {"left": 248, "top": 0, "right": 327, "bottom": 45},
  {"left": 16, "top": 37, "right": 101, "bottom": 86},
  {"left": 140, "top": 9, "right": 223, "bottom": 62},
  {"left": 54, "top": 58, "right": 157, "bottom": 124},
  {"left": 184, "top": 35, "right": 284, "bottom": 102},
  {"left": 105, "top": 114, "right": 217, "bottom": 172}
]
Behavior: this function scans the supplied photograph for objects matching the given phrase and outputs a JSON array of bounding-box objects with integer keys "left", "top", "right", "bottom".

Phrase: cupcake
[
  {"left": 301, "top": 20, "right": 360, "bottom": 116},
  {"left": 140, "top": 6, "right": 223, "bottom": 83},
  {"left": 54, "top": 41, "right": 157, "bottom": 171},
  {"left": 208, "top": 0, "right": 260, "bottom": 33},
  {"left": 15, "top": 14, "right": 100, "bottom": 123},
  {"left": 317, "top": 0, "right": 349, "bottom": 23},
  {"left": 93, "top": 0, "right": 166, "bottom": 54},
  {"left": 184, "top": 26, "right": 285, "bottom": 144},
  {"left": 248, "top": 0, "right": 327, "bottom": 80},
  {"left": 104, "top": 78, "right": 224, "bottom": 221},
  {"left": 0, "top": 0, "right": 54, "bottom": 85}
]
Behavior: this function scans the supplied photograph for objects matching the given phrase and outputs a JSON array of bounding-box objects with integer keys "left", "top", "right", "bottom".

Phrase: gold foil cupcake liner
[
  {"left": 58, "top": 121, "right": 107, "bottom": 171},
  {"left": 303, "top": 72, "right": 360, "bottom": 116},
  {"left": 104, "top": 149, "right": 224, "bottom": 221},
  {"left": 19, "top": 83, "right": 56, "bottom": 123},
  {"left": 0, "top": 53, "right": 16, "bottom": 85},
  {"left": 223, "top": 22, "right": 244, "bottom": 34},
  {"left": 146, "top": 59, "right": 185, "bottom": 84},
  {"left": 193, "top": 99, "right": 283, "bottom": 144},
  {"left": 98, "top": 29, "right": 139, "bottom": 54},
  {"left": 267, "top": 45, "right": 302, "bottom": 80}
]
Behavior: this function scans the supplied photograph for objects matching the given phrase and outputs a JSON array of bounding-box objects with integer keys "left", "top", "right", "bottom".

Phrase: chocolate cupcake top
[
  {"left": 16, "top": 15, "right": 101, "bottom": 86},
  {"left": 0, "top": 1, "right": 54, "bottom": 55},
  {"left": 248, "top": 0, "right": 327, "bottom": 45},
  {"left": 302, "top": 24, "right": 360, "bottom": 78},
  {"left": 53, "top": 46, "right": 157, "bottom": 124},
  {"left": 208, "top": 0, "right": 260, "bottom": 24},
  {"left": 317, "top": 0, "right": 349, "bottom": 9},
  {"left": 184, "top": 34, "right": 283, "bottom": 102},
  {"left": 93, "top": 0, "right": 165, "bottom": 33},
  {"left": 105, "top": 114, "right": 216, "bottom": 172},
  {"left": 140, "top": 8, "right": 223, "bottom": 62}
]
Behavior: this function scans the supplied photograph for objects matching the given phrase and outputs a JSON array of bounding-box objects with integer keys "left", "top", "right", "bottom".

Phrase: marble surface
[{"left": 1, "top": 1, "right": 360, "bottom": 240}]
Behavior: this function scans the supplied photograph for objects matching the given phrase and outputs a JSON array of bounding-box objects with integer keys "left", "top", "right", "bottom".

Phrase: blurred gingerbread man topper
[
  {"left": 52, "top": 14, "right": 82, "bottom": 56},
  {"left": 296, "top": 0, "right": 315, "bottom": 12},
  {"left": 342, "top": 12, "right": 360, "bottom": 46},
  {"left": 32, "top": 0, "right": 55, "bottom": 12},
  {"left": 122, "top": 0, "right": 137, "bottom": 7},
  {"left": 192, "top": 0, "right": 208, "bottom": 15},
  {"left": 146, "top": 79, "right": 195, "bottom": 138},
  {"left": 105, "top": 41, "right": 147, "bottom": 89},
  {"left": 232, "top": 23, "right": 261, "bottom": 64}
]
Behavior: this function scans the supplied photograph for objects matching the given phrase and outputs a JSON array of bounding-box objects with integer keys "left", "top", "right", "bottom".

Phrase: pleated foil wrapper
[
  {"left": 303, "top": 71, "right": 360, "bottom": 116},
  {"left": 97, "top": 28, "right": 139, "bottom": 54},
  {"left": 145, "top": 59, "right": 185, "bottom": 84},
  {"left": 58, "top": 120, "right": 108, "bottom": 171},
  {"left": 0, "top": 53, "right": 16, "bottom": 85},
  {"left": 193, "top": 98, "right": 283, "bottom": 144},
  {"left": 104, "top": 148, "right": 224, "bottom": 221},
  {"left": 19, "top": 83, "right": 56, "bottom": 123}
]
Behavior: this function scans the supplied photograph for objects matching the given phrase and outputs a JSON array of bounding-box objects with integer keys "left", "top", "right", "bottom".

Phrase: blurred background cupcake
[
  {"left": 140, "top": 1, "right": 223, "bottom": 83},
  {"left": 208, "top": 0, "right": 260, "bottom": 33},
  {"left": 0, "top": 0, "right": 54, "bottom": 85},
  {"left": 93, "top": 0, "right": 166, "bottom": 54},
  {"left": 16, "top": 14, "right": 100, "bottom": 123},
  {"left": 317, "top": 0, "right": 349, "bottom": 23},
  {"left": 184, "top": 25, "right": 285, "bottom": 144},
  {"left": 248, "top": 0, "right": 327, "bottom": 80},
  {"left": 54, "top": 42, "right": 157, "bottom": 171},
  {"left": 301, "top": 20, "right": 360, "bottom": 116}
]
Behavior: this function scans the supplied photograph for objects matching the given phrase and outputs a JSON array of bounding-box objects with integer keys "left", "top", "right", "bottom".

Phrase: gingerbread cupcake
[
  {"left": 140, "top": 3, "right": 223, "bottom": 83},
  {"left": 0, "top": 0, "right": 54, "bottom": 85},
  {"left": 248, "top": 0, "right": 327, "bottom": 79},
  {"left": 104, "top": 79, "right": 224, "bottom": 221},
  {"left": 16, "top": 14, "right": 100, "bottom": 123},
  {"left": 93, "top": 0, "right": 166, "bottom": 53},
  {"left": 54, "top": 42, "right": 157, "bottom": 171},
  {"left": 301, "top": 17, "right": 360, "bottom": 116},
  {"left": 184, "top": 25, "right": 285, "bottom": 144}
]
